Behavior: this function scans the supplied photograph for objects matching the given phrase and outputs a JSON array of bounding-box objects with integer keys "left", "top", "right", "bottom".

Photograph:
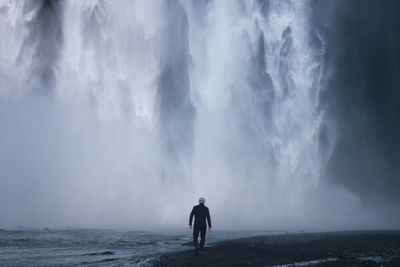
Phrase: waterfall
[{"left": 1, "top": 0, "right": 397, "bottom": 229}]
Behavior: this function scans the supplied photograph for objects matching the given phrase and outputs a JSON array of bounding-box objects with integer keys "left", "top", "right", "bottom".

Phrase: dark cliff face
[
  {"left": 317, "top": 0, "right": 400, "bottom": 202},
  {"left": 18, "top": 0, "right": 64, "bottom": 95}
]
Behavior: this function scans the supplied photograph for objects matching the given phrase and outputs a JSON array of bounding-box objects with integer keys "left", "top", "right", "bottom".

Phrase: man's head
[{"left": 199, "top": 197, "right": 205, "bottom": 204}]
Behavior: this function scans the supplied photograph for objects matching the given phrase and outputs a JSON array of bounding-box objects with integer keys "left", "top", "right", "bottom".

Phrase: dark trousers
[{"left": 193, "top": 225, "right": 206, "bottom": 249}]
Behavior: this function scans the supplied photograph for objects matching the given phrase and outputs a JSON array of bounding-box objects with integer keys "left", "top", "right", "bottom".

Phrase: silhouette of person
[{"left": 189, "top": 197, "right": 212, "bottom": 255}]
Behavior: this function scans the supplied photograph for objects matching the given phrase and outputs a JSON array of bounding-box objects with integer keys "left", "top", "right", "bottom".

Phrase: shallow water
[{"left": 0, "top": 228, "right": 277, "bottom": 266}]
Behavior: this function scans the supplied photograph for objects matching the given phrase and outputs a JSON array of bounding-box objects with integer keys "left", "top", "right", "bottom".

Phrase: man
[{"left": 189, "top": 197, "right": 212, "bottom": 255}]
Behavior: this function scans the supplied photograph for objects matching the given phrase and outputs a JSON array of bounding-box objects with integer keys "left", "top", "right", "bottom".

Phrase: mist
[{"left": 0, "top": 0, "right": 399, "bottom": 231}]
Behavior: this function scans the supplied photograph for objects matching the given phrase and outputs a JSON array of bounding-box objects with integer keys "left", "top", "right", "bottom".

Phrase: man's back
[
  {"left": 190, "top": 203, "right": 211, "bottom": 228},
  {"left": 189, "top": 198, "right": 211, "bottom": 255}
]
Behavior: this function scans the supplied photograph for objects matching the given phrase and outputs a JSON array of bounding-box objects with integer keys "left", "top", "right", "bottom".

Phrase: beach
[{"left": 152, "top": 230, "right": 400, "bottom": 266}]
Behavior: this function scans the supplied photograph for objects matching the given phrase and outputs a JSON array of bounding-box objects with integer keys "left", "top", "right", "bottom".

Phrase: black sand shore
[{"left": 151, "top": 230, "right": 400, "bottom": 266}]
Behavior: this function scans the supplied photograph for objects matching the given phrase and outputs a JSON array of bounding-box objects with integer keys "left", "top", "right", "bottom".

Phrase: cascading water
[{"left": 0, "top": 0, "right": 398, "bottom": 230}]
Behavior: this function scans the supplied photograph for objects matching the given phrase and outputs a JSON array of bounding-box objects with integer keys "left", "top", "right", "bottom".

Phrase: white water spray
[{"left": 0, "top": 0, "right": 389, "bottom": 230}]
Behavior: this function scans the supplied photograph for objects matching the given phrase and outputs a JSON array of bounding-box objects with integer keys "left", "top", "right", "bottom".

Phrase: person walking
[{"left": 189, "top": 197, "right": 212, "bottom": 255}]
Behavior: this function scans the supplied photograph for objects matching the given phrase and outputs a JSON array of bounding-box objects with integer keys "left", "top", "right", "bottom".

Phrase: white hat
[{"left": 199, "top": 197, "right": 205, "bottom": 203}]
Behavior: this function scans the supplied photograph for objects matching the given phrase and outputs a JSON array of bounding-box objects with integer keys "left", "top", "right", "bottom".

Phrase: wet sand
[{"left": 151, "top": 230, "right": 400, "bottom": 266}]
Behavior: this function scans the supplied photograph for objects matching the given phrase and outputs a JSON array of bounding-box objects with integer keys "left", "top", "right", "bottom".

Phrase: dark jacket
[{"left": 189, "top": 203, "right": 212, "bottom": 228}]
